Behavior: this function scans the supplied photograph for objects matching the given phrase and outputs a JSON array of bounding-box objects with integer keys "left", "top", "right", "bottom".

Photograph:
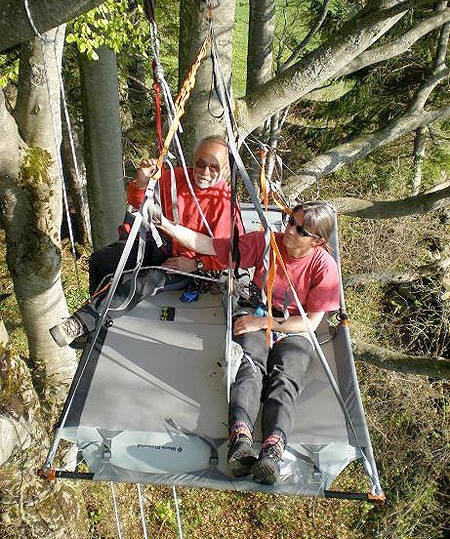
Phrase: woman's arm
[
  {"left": 158, "top": 215, "right": 217, "bottom": 255},
  {"left": 233, "top": 311, "right": 325, "bottom": 335}
]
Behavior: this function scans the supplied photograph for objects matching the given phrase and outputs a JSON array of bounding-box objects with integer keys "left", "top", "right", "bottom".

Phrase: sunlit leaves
[
  {"left": 0, "top": 53, "right": 19, "bottom": 88},
  {"left": 66, "top": 0, "right": 151, "bottom": 60}
]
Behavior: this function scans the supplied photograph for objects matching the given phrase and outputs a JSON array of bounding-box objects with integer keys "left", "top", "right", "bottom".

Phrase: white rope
[
  {"left": 110, "top": 482, "right": 123, "bottom": 539},
  {"left": 137, "top": 483, "right": 149, "bottom": 539},
  {"left": 172, "top": 486, "right": 184, "bottom": 539},
  {"left": 57, "top": 61, "right": 92, "bottom": 244}
]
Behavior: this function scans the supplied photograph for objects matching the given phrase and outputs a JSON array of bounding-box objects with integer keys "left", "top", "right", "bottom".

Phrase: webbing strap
[
  {"left": 167, "top": 160, "right": 180, "bottom": 224},
  {"left": 152, "top": 60, "right": 164, "bottom": 153},
  {"left": 260, "top": 148, "right": 269, "bottom": 209},
  {"left": 265, "top": 247, "right": 275, "bottom": 346},
  {"left": 153, "top": 33, "right": 211, "bottom": 177}
]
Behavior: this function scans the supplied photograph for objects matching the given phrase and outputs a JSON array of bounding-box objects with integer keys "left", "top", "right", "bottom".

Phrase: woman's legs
[
  {"left": 229, "top": 329, "right": 269, "bottom": 432},
  {"left": 252, "top": 334, "right": 313, "bottom": 484},
  {"left": 227, "top": 329, "right": 268, "bottom": 474},
  {"left": 262, "top": 335, "right": 313, "bottom": 441}
]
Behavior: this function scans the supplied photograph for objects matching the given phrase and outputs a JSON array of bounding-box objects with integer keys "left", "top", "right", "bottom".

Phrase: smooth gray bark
[
  {"left": 336, "top": 7, "right": 450, "bottom": 77},
  {"left": 334, "top": 183, "right": 450, "bottom": 218},
  {"left": 178, "top": 0, "right": 234, "bottom": 156},
  {"left": 2, "top": 28, "right": 76, "bottom": 394},
  {"left": 79, "top": 46, "right": 124, "bottom": 249},
  {"left": 235, "top": 4, "right": 410, "bottom": 135},
  {"left": 246, "top": 0, "right": 274, "bottom": 94}
]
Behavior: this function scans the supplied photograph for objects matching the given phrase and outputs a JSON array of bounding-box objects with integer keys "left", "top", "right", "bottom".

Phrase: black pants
[
  {"left": 230, "top": 330, "right": 313, "bottom": 444},
  {"left": 89, "top": 238, "right": 167, "bottom": 295},
  {"left": 78, "top": 240, "right": 186, "bottom": 332}
]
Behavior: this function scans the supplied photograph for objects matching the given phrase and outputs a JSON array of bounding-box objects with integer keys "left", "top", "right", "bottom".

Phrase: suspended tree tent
[
  {"left": 39, "top": 2, "right": 384, "bottom": 503},
  {"left": 41, "top": 203, "right": 384, "bottom": 502}
]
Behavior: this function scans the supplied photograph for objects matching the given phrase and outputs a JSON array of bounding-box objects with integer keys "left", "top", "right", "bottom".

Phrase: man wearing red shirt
[{"left": 50, "top": 136, "right": 243, "bottom": 346}]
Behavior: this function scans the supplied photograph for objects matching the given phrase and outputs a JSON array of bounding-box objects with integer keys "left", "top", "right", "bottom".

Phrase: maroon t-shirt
[{"left": 213, "top": 231, "right": 340, "bottom": 314}]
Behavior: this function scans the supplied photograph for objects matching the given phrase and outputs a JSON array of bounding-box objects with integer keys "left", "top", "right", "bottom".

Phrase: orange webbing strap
[
  {"left": 271, "top": 191, "right": 291, "bottom": 214},
  {"left": 265, "top": 246, "right": 276, "bottom": 346},
  {"left": 152, "top": 32, "right": 212, "bottom": 181},
  {"left": 260, "top": 148, "right": 269, "bottom": 210},
  {"left": 270, "top": 231, "right": 296, "bottom": 292},
  {"left": 264, "top": 230, "right": 303, "bottom": 346},
  {"left": 152, "top": 60, "right": 163, "bottom": 153}
]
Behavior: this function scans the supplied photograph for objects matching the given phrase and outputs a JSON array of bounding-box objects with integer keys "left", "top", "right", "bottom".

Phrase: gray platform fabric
[{"left": 51, "top": 205, "right": 381, "bottom": 496}]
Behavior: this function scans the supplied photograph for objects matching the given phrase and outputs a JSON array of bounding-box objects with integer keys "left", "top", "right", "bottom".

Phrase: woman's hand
[{"left": 233, "top": 315, "right": 267, "bottom": 335}]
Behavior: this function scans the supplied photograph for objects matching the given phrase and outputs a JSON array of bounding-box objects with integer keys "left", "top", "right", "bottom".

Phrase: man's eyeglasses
[
  {"left": 194, "top": 159, "right": 221, "bottom": 174},
  {"left": 286, "top": 215, "right": 321, "bottom": 238}
]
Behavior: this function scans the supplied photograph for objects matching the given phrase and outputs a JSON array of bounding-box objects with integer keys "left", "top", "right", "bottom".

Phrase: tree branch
[
  {"left": 333, "top": 183, "right": 450, "bottom": 218},
  {"left": 0, "top": 0, "right": 105, "bottom": 52},
  {"left": 282, "top": 102, "right": 450, "bottom": 198},
  {"left": 353, "top": 338, "right": 450, "bottom": 378},
  {"left": 336, "top": 8, "right": 450, "bottom": 77},
  {"left": 236, "top": 3, "right": 412, "bottom": 134},
  {"left": 344, "top": 256, "right": 450, "bottom": 286},
  {"left": 279, "top": 0, "right": 331, "bottom": 73}
]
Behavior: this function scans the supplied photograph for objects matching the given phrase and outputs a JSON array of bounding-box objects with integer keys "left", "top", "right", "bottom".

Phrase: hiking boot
[
  {"left": 50, "top": 316, "right": 85, "bottom": 347},
  {"left": 251, "top": 445, "right": 283, "bottom": 485},
  {"left": 227, "top": 434, "right": 258, "bottom": 477}
]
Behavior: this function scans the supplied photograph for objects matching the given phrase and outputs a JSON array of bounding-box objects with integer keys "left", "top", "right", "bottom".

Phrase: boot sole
[
  {"left": 228, "top": 454, "right": 258, "bottom": 477},
  {"left": 49, "top": 325, "right": 70, "bottom": 347},
  {"left": 251, "top": 459, "right": 280, "bottom": 485}
]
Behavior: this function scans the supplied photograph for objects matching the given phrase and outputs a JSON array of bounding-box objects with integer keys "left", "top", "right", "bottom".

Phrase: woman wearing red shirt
[{"left": 158, "top": 202, "right": 340, "bottom": 484}]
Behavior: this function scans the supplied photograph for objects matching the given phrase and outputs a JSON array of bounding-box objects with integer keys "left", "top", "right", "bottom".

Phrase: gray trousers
[{"left": 230, "top": 329, "right": 313, "bottom": 444}]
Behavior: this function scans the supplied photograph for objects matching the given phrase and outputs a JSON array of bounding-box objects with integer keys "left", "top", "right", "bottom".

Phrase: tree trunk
[
  {"left": 79, "top": 46, "right": 125, "bottom": 250},
  {"left": 2, "top": 28, "right": 76, "bottom": 397},
  {"left": 246, "top": 0, "right": 274, "bottom": 94},
  {"left": 0, "top": 321, "right": 90, "bottom": 539},
  {"left": 245, "top": 0, "right": 275, "bottom": 193},
  {"left": 61, "top": 118, "right": 91, "bottom": 245},
  {"left": 178, "top": 0, "right": 235, "bottom": 156}
]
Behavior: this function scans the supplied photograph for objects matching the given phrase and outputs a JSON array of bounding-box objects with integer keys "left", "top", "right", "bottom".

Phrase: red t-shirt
[
  {"left": 213, "top": 231, "right": 340, "bottom": 314},
  {"left": 127, "top": 168, "right": 243, "bottom": 271}
]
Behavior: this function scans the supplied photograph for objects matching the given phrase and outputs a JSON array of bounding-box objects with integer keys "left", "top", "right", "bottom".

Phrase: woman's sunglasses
[{"left": 286, "top": 215, "right": 321, "bottom": 238}]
